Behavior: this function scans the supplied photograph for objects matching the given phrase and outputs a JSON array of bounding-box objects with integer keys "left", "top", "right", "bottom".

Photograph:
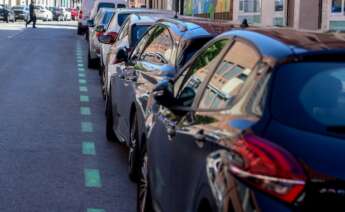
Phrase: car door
[
  {"left": 148, "top": 38, "right": 232, "bottom": 212},
  {"left": 169, "top": 39, "right": 264, "bottom": 212},
  {"left": 116, "top": 25, "right": 176, "bottom": 143}
]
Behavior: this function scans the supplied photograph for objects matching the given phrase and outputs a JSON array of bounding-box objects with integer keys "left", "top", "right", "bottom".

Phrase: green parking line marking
[
  {"left": 80, "top": 95, "right": 89, "bottom": 102},
  {"left": 82, "top": 142, "right": 96, "bottom": 155},
  {"left": 79, "top": 73, "right": 86, "bottom": 78},
  {"left": 79, "top": 79, "right": 87, "bottom": 84},
  {"left": 79, "top": 86, "right": 88, "bottom": 92},
  {"left": 87, "top": 208, "right": 105, "bottom": 212},
  {"left": 77, "top": 59, "right": 83, "bottom": 63},
  {"left": 78, "top": 67, "right": 85, "bottom": 72},
  {"left": 77, "top": 64, "right": 84, "bottom": 67},
  {"left": 80, "top": 106, "right": 91, "bottom": 115},
  {"left": 81, "top": 122, "right": 93, "bottom": 132},
  {"left": 84, "top": 169, "right": 102, "bottom": 188}
]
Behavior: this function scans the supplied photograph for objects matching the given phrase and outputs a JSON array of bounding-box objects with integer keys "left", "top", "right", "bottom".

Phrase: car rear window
[
  {"left": 97, "top": 3, "right": 115, "bottom": 11},
  {"left": 117, "top": 13, "right": 130, "bottom": 27},
  {"left": 130, "top": 25, "right": 150, "bottom": 48},
  {"left": 272, "top": 62, "right": 345, "bottom": 135}
]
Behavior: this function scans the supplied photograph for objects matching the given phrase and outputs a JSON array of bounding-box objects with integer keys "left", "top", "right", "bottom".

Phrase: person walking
[{"left": 26, "top": 0, "right": 36, "bottom": 28}]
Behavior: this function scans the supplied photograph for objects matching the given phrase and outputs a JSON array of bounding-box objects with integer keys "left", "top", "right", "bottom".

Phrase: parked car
[
  {"left": 98, "top": 8, "right": 175, "bottom": 78},
  {"left": 105, "top": 18, "right": 235, "bottom": 182},
  {"left": 62, "top": 8, "right": 72, "bottom": 21},
  {"left": 98, "top": 14, "right": 173, "bottom": 99},
  {"left": 35, "top": 5, "right": 53, "bottom": 21},
  {"left": 0, "top": 5, "right": 15, "bottom": 22},
  {"left": 87, "top": 8, "right": 115, "bottom": 68},
  {"left": 137, "top": 28, "right": 345, "bottom": 212},
  {"left": 12, "top": 5, "right": 29, "bottom": 21},
  {"left": 69, "top": 8, "right": 78, "bottom": 20},
  {"left": 78, "top": 0, "right": 126, "bottom": 35},
  {"left": 86, "top": 0, "right": 126, "bottom": 40}
]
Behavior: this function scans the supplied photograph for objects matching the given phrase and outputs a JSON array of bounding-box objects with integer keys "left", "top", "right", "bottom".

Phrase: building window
[
  {"left": 239, "top": 0, "right": 261, "bottom": 13},
  {"left": 332, "top": 0, "right": 342, "bottom": 13},
  {"left": 275, "top": 0, "right": 284, "bottom": 12}
]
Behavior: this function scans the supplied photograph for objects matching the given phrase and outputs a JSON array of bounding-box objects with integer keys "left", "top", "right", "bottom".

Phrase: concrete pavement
[{"left": 0, "top": 22, "right": 136, "bottom": 212}]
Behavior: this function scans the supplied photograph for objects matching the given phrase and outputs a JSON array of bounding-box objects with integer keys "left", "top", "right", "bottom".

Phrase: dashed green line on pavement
[
  {"left": 84, "top": 169, "right": 102, "bottom": 188},
  {"left": 78, "top": 67, "right": 85, "bottom": 72},
  {"left": 79, "top": 79, "right": 87, "bottom": 84},
  {"left": 87, "top": 208, "right": 105, "bottom": 212},
  {"left": 77, "top": 63, "right": 84, "bottom": 68},
  {"left": 80, "top": 95, "right": 89, "bottom": 102},
  {"left": 82, "top": 141, "right": 96, "bottom": 155},
  {"left": 79, "top": 86, "right": 88, "bottom": 92},
  {"left": 80, "top": 106, "right": 91, "bottom": 115},
  {"left": 79, "top": 73, "right": 86, "bottom": 78},
  {"left": 81, "top": 121, "right": 93, "bottom": 132}
]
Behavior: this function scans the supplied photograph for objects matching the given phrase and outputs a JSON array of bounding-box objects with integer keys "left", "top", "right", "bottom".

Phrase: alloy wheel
[
  {"left": 129, "top": 113, "right": 139, "bottom": 182},
  {"left": 137, "top": 151, "right": 149, "bottom": 212}
]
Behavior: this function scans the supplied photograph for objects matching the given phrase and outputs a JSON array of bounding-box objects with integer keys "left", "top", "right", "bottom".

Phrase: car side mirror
[
  {"left": 153, "top": 80, "right": 193, "bottom": 116},
  {"left": 153, "top": 80, "right": 176, "bottom": 108},
  {"left": 87, "top": 19, "right": 94, "bottom": 27},
  {"left": 95, "top": 25, "right": 105, "bottom": 33},
  {"left": 116, "top": 47, "right": 129, "bottom": 64}
]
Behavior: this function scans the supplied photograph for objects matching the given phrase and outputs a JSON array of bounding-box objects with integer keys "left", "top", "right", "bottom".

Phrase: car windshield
[
  {"left": 130, "top": 25, "right": 150, "bottom": 48},
  {"left": 272, "top": 62, "right": 345, "bottom": 135},
  {"left": 117, "top": 4, "right": 126, "bottom": 8},
  {"left": 117, "top": 13, "right": 130, "bottom": 27},
  {"left": 97, "top": 3, "right": 115, "bottom": 11}
]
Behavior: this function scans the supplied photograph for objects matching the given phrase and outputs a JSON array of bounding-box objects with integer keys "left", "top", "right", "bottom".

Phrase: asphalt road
[{"left": 0, "top": 21, "right": 136, "bottom": 212}]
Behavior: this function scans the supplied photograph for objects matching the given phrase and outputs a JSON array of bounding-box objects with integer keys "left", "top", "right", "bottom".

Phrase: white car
[
  {"left": 78, "top": 0, "right": 127, "bottom": 35},
  {"left": 35, "top": 5, "right": 53, "bottom": 21},
  {"left": 99, "top": 9, "right": 174, "bottom": 74}
]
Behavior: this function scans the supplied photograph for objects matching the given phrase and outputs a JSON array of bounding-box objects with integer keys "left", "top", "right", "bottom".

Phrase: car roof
[
  {"left": 220, "top": 27, "right": 345, "bottom": 62},
  {"left": 114, "top": 8, "right": 174, "bottom": 15},
  {"left": 157, "top": 17, "right": 242, "bottom": 41},
  {"left": 128, "top": 14, "right": 163, "bottom": 25}
]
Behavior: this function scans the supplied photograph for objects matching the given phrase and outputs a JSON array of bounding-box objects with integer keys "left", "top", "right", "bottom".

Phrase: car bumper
[{"left": 15, "top": 14, "right": 27, "bottom": 19}]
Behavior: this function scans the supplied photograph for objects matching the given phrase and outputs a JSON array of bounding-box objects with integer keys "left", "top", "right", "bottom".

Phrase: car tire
[
  {"left": 128, "top": 112, "right": 141, "bottom": 182},
  {"left": 137, "top": 150, "right": 154, "bottom": 212},
  {"left": 87, "top": 49, "right": 98, "bottom": 69},
  {"left": 105, "top": 93, "right": 117, "bottom": 142}
]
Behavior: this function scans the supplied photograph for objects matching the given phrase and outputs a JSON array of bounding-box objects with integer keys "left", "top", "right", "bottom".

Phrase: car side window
[
  {"left": 140, "top": 26, "right": 174, "bottom": 65},
  {"left": 130, "top": 26, "right": 156, "bottom": 62},
  {"left": 174, "top": 39, "right": 231, "bottom": 107},
  {"left": 198, "top": 41, "right": 261, "bottom": 110}
]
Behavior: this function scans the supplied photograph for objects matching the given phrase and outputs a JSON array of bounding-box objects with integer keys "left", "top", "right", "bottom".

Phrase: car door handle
[{"left": 193, "top": 129, "right": 205, "bottom": 141}]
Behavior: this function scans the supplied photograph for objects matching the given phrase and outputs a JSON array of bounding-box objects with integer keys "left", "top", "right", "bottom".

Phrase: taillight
[
  {"left": 79, "top": 10, "right": 82, "bottom": 19},
  {"left": 107, "top": 32, "right": 118, "bottom": 43},
  {"left": 229, "top": 134, "right": 306, "bottom": 204}
]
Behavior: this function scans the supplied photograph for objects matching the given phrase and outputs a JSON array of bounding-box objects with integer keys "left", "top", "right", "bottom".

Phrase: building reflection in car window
[
  {"left": 198, "top": 41, "right": 260, "bottom": 110},
  {"left": 141, "top": 26, "right": 174, "bottom": 65},
  {"left": 174, "top": 39, "right": 231, "bottom": 107}
]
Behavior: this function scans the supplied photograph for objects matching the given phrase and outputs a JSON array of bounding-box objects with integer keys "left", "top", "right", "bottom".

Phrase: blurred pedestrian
[{"left": 26, "top": 0, "right": 36, "bottom": 28}]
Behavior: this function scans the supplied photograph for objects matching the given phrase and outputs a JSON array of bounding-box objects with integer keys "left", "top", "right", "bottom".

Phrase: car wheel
[
  {"left": 105, "top": 93, "right": 117, "bottom": 142},
  {"left": 128, "top": 113, "right": 140, "bottom": 182},
  {"left": 137, "top": 151, "right": 153, "bottom": 212},
  {"left": 87, "top": 49, "right": 98, "bottom": 69},
  {"left": 101, "top": 66, "right": 107, "bottom": 100}
]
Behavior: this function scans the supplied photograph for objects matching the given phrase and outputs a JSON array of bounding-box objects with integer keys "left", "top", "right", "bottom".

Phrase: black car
[
  {"left": 105, "top": 18, "right": 235, "bottom": 182},
  {"left": 0, "top": 5, "right": 15, "bottom": 22},
  {"left": 137, "top": 28, "right": 345, "bottom": 211},
  {"left": 12, "top": 5, "right": 29, "bottom": 21}
]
